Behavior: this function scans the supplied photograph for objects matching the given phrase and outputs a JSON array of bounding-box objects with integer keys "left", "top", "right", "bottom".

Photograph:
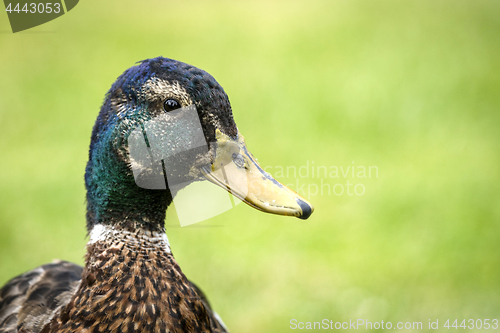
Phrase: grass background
[{"left": 1, "top": 0, "right": 499, "bottom": 331}]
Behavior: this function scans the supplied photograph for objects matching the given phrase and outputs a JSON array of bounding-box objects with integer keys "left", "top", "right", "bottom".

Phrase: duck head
[{"left": 85, "top": 57, "right": 313, "bottom": 232}]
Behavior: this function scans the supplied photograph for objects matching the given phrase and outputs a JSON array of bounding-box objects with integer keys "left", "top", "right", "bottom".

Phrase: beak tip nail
[{"left": 295, "top": 198, "right": 313, "bottom": 220}]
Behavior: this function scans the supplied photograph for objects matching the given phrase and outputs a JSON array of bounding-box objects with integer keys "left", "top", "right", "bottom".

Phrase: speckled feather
[
  {"left": 0, "top": 58, "right": 234, "bottom": 332},
  {"left": 0, "top": 261, "right": 82, "bottom": 333},
  {"left": 41, "top": 227, "right": 226, "bottom": 333}
]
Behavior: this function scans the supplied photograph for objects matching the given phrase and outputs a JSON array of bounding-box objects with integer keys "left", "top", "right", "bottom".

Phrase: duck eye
[{"left": 163, "top": 99, "right": 181, "bottom": 112}]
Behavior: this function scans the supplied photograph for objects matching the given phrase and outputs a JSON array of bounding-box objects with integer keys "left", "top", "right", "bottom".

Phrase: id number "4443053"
[
  {"left": 444, "top": 319, "right": 498, "bottom": 329},
  {"left": 5, "top": 3, "right": 62, "bottom": 14}
]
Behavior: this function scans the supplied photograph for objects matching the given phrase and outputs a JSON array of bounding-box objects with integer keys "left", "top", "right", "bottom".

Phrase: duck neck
[
  {"left": 85, "top": 190, "right": 171, "bottom": 233},
  {"left": 84, "top": 139, "right": 173, "bottom": 232},
  {"left": 87, "top": 223, "right": 172, "bottom": 254},
  {"left": 85, "top": 112, "right": 174, "bottom": 232},
  {"left": 82, "top": 223, "right": 177, "bottom": 298},
  {"left": 85, "top": 164, "right": 175, "bottom": 233},
  {"left": 45, "top": 224, "right": 205, "bottom": 333}
]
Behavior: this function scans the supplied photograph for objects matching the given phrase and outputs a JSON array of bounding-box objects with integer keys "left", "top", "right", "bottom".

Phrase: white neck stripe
[{"left": 87, "top": 224, "right": 171, "bottom": 254}]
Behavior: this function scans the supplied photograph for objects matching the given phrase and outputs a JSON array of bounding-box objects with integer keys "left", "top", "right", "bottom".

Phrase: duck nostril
[{"left": 231, "top": 153, "right": 245, "bottom": 168}]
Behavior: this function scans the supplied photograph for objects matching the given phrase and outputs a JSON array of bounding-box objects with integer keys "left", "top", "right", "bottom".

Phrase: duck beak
[{"left": 201, "top": 129, "right": 314, "bottom": 220}]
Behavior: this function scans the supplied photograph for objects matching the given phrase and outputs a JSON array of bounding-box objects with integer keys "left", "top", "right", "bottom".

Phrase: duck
[{"left": 0, "top": 57, "right": 314, "bottom": 333}]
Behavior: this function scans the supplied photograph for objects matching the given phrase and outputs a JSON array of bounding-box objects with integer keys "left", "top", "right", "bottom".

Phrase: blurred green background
[{"left": 1, "top": 1, "right": 499, "bottom": 332}]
